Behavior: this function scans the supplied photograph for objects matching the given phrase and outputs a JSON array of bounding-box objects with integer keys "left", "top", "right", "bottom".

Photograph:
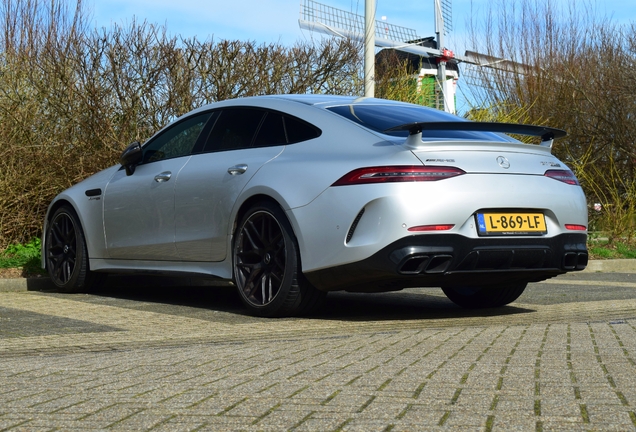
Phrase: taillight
[
  {"left": 565, "top": 224, "right": 587, "bottom": 231},
  {"left": 408, "top": 224, "right": 455, "bottom": 232},
  {"left": 544, "top": 170, "right": 579, "bottom": 185},
  {"left": 332, "top": 166, "right": 465, "bottom": 186}
]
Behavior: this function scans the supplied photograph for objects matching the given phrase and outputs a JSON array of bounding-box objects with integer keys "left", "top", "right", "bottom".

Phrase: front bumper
[{"left": 304, "top": 233, "right": 588, "bottom": 292}]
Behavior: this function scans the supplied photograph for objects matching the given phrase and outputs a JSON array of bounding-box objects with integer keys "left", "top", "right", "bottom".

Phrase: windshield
[{"left": 326, "top": 104, "right": 515, "bottom": 142}]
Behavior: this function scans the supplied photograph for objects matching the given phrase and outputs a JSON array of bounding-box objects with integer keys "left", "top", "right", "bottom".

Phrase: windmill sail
[
  {"left": 298, "top": 0, "right": 530, "bottom": 113},
  {"left": 299, "top": 0, "right": 442, "bottom": 58}
]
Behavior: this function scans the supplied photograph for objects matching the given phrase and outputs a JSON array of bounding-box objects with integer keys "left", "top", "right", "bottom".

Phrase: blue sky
[
  {"left": 89, "top": 0, "right": 635, "bottom": 47},
  {"left": 88, "top": 0, "right": 636, "bottom": 112}
]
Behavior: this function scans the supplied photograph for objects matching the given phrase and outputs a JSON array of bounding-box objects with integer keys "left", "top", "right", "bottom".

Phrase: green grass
[
  {"left": 0, "top": 238, "right": 45, "bottom": 275},
  {"left": 589, "top": 246, "right": 615, "bottom": 259},
  {"left": 588, "top": 240, "right": 636, "bottom": 259},
  {"left": 616, "top": 242, "right": 636, "bottom": 259}
]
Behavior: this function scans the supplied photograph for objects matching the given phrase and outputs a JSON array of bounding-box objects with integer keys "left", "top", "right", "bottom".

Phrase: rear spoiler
[{"left": 384, "top": 122, "right": 567, "bottom": 149}]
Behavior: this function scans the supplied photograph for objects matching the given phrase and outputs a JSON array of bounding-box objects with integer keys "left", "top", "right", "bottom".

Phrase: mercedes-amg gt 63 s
[{"left": 43, "top": 95, "right": 588, "bottom": 317}]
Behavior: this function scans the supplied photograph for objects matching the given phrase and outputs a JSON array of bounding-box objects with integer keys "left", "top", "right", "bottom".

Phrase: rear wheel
[
  {"left": 45, "top": 206, "right": 103, "bottom": 293},
  {"left": 441, "top": 283, "right": 527, "bottom": 308},
  {"left": 233, "top": 201, "right": 325, "bottom": 317}
]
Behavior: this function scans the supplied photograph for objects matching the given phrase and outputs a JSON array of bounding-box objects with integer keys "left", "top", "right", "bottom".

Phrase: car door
[
  {"left": 174, "top": 108, "right": 288, "bottom": 262},
  {"left": 103, "top": 112, "right": 213, "bottom": 260}
]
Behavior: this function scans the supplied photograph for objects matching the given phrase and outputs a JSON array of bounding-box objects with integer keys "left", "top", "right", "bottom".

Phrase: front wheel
[
  {"left": 441, "top": 283, "right": 527, "bottom": 309},
  {"left": 45, "top": 205, "right": 103, "bottom": 293},
  {"left": 233, "top": 201, "right": 325, "bottom": 317}
]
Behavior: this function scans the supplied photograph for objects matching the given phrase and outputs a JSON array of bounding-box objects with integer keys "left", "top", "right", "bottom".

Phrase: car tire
[
  {"left": 233, "top": 201, "right": 325, "bottom": 317},
  {"left": 45, "top": 205, "right": 104, "bottom": 293},
  {"left": 441, "top": 283, "right": 527, "bottom": 308}
]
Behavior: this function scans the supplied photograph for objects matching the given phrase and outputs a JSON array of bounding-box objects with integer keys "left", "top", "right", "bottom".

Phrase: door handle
[
  {"left": 228, "top": 164, "right": 248, "bottom": 175},
  {"left": 154, "top": 171, "right": 172, "bottom": 182}
]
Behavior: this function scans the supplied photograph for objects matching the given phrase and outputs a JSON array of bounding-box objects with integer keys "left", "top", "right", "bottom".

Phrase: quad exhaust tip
[
  {"left": 397, "top": 254, "right": 453, "bottom": 275},
  {"left": 563, "top": 252, "right": 588, "bottom": 270}
]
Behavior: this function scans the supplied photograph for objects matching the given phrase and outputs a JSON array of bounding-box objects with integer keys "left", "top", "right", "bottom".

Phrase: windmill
[{"left": 298, "top": 0, "right": 528, "bottom": 113}]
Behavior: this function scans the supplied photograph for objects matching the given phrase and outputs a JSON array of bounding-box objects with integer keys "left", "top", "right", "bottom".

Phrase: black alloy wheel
[
  {"left": 45, "top": 206, "right": 101, "bottom": 292},
  {"left": 233, "top": 201, "right": 325, "bottom": 317}
]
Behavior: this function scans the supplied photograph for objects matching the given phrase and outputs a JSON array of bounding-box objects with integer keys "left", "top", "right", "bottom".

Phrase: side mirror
[{"left": 120, "top": 141, "right": 142, "bottom": 176}]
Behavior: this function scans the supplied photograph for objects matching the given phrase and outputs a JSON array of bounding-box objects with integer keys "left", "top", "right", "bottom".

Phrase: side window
[
  {"left": 252, "top": 111, "right": 322, "bottom": 148},
  {"left": 284, "top": 115, "right": 321, "bottom": 143},
  {"left": 204, "top": 108, "right": 265, "bottom": 152},
  {"left": 142, "top": 112, "right": 212, "bottom": 163},
  {"left": 253, "top": 112, "right": 287, "bottom": 147}
]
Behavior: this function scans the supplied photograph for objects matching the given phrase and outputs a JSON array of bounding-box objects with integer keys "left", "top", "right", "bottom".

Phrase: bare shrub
[
  {"left": 0, "top": 0, "right": 363, "bottom": 248},
  {"left": 465, "top": 0, "right": 636, "bottom": 242},
  {"left": 374, "top": 50, "right": 422, "bottom": 104}
]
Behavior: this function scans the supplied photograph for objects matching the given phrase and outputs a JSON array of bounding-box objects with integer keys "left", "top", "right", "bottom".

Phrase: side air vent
[
  {"left": 346, "top": 208, "right": 365, "bottom": 243},
  {"left": 85, "top": 188, "right": 102, "bottom": 197}
]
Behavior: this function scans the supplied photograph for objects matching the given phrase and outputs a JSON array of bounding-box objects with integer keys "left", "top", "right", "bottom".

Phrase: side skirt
[{"left": 89, "top": 258, "right": 233, "bottom": 281}]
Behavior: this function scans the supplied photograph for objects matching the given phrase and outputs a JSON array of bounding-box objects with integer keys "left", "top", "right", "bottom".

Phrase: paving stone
[{"left": 1, "top": 274, "right": 636, "bottom": 430}]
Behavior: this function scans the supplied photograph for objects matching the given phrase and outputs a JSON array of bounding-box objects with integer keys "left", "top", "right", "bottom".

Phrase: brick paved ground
[{"left": 1, "top": 271, "right": 636, "bottom": 431}]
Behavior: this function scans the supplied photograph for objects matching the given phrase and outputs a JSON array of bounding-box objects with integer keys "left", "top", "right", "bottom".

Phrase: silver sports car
[{"left": 42, "top": 95, "right": 588, "bottom": 317}]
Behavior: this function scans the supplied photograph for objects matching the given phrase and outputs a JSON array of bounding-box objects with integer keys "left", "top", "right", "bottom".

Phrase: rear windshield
[{"left": 326, "top": 104, "right": 514, "bottom": 141}]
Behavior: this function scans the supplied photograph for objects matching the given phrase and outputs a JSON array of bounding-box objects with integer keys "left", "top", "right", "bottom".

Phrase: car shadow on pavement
[
  {"left": 317, "top": 290, "right": 535, "bottom": 322},
  {"left": 49, "top": 275, "right": 536, "bottom": 323}
]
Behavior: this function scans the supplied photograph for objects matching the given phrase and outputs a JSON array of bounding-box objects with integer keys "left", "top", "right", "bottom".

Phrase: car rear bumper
[{"left": 304, "top": 233, "right": 588, "bottom": 292}]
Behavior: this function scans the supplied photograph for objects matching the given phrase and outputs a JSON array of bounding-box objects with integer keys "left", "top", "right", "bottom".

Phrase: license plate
[{"left": 476, "top": 213, "right": 547, "bottom": 235}]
